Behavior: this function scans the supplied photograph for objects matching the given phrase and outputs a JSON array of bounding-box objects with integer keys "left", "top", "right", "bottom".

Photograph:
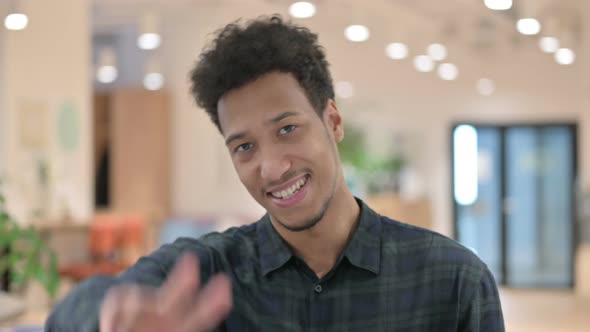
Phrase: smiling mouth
[{"left": 267, "top": 175, "right": 310, "bottom": 200}]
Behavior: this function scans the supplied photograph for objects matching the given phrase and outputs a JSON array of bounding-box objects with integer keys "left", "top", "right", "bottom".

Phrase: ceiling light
[
  {"left": 97, "top": 66, "right": 118, "bottom": 84},
  {"left": 427, "top": 43, "right": 447, "bottom": 61},
  {"left": 438, "top": 63, "right": 459, "bottom": 81},
  {"left": 144, "top": 73, "right": 164, "bottom": 90},
  {"left": 476, "top": 78, "right": 495, "bottom": 96},
  {"left": 413, "top": 55, "right": 434, "bottom": 72},
  {"left": 385, "top": 43, "right": 408, "bottom": 60},
  {"left": 344, "top": 25, "right": 370, "bottom": 42},
  {"left": 4, "top": 13, "right": 28, "bottom": 30},
  {"left": 289, "top": 2, "right": 316, "bottom": 19},
  {"left": 484, "top": 0, "right": 512, "bottom": 11},
  {"left": 137, "top": 33, "right": 161, "bottom": 50},
  {"left": 539, "top": 37, "right": 560, "bottom": 53},
  {"left": 555, "top": 48, "right": 575, "bottom": 65},
  {"left": 335, "top": 81, "right": 355, "bottom": 99},
  {"left": 517, "top": 18, "right": 541, "bottom": 36}
]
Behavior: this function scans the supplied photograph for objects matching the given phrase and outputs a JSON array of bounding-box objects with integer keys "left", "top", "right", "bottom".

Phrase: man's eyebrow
[
  {"left": 268, "top": 111, "right": 300, "bottom": 124},
  {"left": 225, "top": 132, "right": 247, "bottom": 146}
]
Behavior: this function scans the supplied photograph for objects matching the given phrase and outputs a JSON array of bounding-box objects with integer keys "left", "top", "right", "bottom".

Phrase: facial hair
[{"left": 274, "top": 193, "right": 332, "bottom": 232}]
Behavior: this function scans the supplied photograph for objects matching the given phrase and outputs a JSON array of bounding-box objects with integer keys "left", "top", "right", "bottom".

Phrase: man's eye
[
  {"left": 279, "top": 125, "right": 297, "bottom": 135},
  {"left": 235, "top": 143, "right": 253, "bottom": 153}
]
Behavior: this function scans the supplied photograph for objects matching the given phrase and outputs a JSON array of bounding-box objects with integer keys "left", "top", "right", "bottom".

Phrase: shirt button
[{"left": 314, "top": 284, "right": 323, "bottom": 293}]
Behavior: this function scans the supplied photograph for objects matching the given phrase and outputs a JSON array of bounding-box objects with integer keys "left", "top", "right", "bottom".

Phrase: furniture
[{"left": 364, "top": 193, "right": 432, "bottom": 230}]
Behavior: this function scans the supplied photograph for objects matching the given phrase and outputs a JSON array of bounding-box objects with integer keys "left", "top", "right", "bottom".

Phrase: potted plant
[
  {"left": 338, "top": 125, "right": 407, "bottom": 194},
  {"left": 0, "top": 182, "right": 60, "bottom": 320}
]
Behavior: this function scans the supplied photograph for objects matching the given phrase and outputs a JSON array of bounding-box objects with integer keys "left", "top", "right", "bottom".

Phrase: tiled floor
[{"left": 501, "top": 289, "right": 590, "bottom": 332}]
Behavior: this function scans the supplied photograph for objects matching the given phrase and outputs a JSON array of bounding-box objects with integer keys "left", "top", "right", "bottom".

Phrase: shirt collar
[
  {"left": 257, "top": 214, "right": 294, "bottom": 276},
  {"left": 341, "top": 198, "right": 382, "bottom": 274},
  {"left": 257, "top": 197, "right": 382, "bottom": 276}
]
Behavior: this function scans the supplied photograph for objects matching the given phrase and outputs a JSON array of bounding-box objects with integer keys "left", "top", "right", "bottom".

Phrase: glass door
[{"left": 453, "top": 124, "right": 576, "bottom": 287}]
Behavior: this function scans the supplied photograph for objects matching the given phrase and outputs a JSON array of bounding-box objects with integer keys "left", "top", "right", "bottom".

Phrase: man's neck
[{"left": 271, "top": 184, "right": 361, "bottom": 279}]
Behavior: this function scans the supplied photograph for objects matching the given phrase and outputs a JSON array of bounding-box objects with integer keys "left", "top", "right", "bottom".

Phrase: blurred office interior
[{"left": 0, "top": 0, "right": 589, "bottom": 330}]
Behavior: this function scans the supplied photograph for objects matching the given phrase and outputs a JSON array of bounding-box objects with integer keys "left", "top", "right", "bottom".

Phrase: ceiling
[
  {"left": 89, "top": 0, "right": 589, "bottom": 105},
  {"left": 90, "top": 0, "right": 587, "bottom": 63}
]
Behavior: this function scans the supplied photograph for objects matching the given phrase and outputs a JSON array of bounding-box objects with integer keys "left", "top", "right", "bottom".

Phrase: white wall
[
  {"left": 0, "top": 15, "right": 6, "bottom": 179},
  {"left": 1, "top": 0, "right": 92, "bottom": 223}
]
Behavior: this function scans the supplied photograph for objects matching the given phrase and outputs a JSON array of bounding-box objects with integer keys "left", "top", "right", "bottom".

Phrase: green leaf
[
  {"left": 47, "top": 252, "right": 60, "bottom": 298},
  {"left": 11, "top": 269, "right": 25, "bottom": 285},
  {"left": 33, "top": 266, "right": 47, "bottom": 285},
  {"left": 21, "top": 228, "right": 40, "bottom": 243},
  {"left": 8, "top": 251, "right": 24, "bottom": 265},
  {"left": 0, "top": 184, "right": 60, "bottom": 299}
]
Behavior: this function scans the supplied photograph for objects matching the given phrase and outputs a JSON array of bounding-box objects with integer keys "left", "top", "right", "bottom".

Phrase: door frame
[{"left": 450, "top": 122, "right": 578, "bottom": 288}]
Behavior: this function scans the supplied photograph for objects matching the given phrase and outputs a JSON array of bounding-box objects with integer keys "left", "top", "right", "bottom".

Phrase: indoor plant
[
  {"left": 338, "top": 125, "right": 407, "bottom": 194},
  {"left": 0, "top": 182, "right": 60, "bottom": 300}
]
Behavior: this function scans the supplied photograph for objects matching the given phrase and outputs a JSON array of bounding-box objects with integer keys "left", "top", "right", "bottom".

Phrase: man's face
[{"left": 218, "top": 72, "right": 344, "bottom": 231}]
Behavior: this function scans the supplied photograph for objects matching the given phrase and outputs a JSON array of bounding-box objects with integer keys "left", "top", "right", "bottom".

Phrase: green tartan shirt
[{"left": 46, "top": 198, "right": 504, "bottom": 331}]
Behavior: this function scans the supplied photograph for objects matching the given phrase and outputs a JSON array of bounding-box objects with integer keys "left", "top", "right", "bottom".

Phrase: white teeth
[{"left": 271, "top": 176, "right": 308, "bottom": 200}]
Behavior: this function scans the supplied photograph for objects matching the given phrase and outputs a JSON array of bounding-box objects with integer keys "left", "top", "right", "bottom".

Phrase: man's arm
[
  {"left": 45, "top": 237, "right": 213, "bottom": 332},
  {"left": 458, "top": 267, "right": 505, "bottom": 332}
]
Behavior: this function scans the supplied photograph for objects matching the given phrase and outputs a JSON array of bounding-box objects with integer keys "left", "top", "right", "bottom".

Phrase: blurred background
[{"left": 0, "top": 0, "right": 589, "bottom": 331}]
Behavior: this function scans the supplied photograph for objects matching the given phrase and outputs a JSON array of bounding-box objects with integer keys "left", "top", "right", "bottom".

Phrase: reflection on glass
[{"left": 454, "top": 125, "right": 478, "bottom": 205}]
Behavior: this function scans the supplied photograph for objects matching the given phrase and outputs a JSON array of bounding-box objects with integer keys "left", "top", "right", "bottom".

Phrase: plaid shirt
[{"left": 46, "top": 199, "right": 504, "bottom": 331}]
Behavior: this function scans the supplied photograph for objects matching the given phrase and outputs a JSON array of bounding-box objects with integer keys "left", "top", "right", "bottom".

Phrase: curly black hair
[{"left": 189, "top": 15, "right": 335, "bottom": 132}]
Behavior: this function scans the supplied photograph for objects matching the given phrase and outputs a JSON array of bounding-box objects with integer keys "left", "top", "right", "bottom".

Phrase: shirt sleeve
[
  {"left": 458, "top": 267, "right": 505, "bottom": 332},
  {"left": 44, "top": 237, "right": 215, "bottom": 332}
]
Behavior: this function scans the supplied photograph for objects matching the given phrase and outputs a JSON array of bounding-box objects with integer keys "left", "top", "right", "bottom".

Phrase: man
[{"left": 46, "top": 16, "right": 504, "bottom": 332}]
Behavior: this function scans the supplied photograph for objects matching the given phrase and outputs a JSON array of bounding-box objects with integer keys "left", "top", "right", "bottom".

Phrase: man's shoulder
[{"left": 378, "top": 215, "right": 487, "bottom": 273}]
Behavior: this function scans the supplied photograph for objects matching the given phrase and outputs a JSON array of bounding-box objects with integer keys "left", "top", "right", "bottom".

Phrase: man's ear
[{"left": 324, "top": 99, "right": 344, "bottom": 143}]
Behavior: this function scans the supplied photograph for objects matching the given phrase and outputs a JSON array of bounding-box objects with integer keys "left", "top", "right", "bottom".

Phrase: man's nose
[{"left": 260, "top": 156, "right": 291, "bottom": 183}]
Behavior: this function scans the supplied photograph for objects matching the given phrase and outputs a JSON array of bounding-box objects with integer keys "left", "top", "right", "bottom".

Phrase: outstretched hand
[{"left": 99, "top": 254, "right": 232, "bottom": 332}]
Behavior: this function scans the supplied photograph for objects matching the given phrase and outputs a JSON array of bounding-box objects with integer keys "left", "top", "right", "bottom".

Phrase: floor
[{"left": 501, "top": 289, "right": 590, "bottom": 332}]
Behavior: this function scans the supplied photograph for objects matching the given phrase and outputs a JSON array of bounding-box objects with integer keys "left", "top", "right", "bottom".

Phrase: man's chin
[
  {"left": 271, "top": 206, "right": 327, "bottom": 232},
  {"left": 276, "top": 217, "right": 322, "bottom": 232}
]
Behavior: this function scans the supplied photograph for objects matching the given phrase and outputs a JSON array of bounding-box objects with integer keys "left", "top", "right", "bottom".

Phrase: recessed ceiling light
[
  {"left": 555, "top": 48, "right": 575, "bottom": 65},
  {"left": 476, "top": 78, "right": 495, "bottom": 96},
  {"left": 484, "top": 0, "right": 512, "bottom": 11},
  {"left": 97, "top": 66, "right": 118, "bottom": 84},
  {"left": 517, "top": 18, "right": 541, "bottom": 36},
  {"left": 344, "top": 25, "right": 370, "bottom": 42},
  {"left": 539, "top": 37, "right": 560, "bottom": 53},
  {"left": 144, "top": 73, "right": 164, "bottom": 90},
  {"left": 438, "top": 63, "right": 459, "bottom": 81},
  {"left": 385, "top": 43, "right": 408, "bottom": 60},
  {"left": 4, "top": 13, "right": 28, "bottom": 30},
  {"left": 289, "top": 2, "right": 316, "bottom": 19},
  {"left": 137, "top": 33, "right": 161, "bottom": 50},
  {"left": 414, "top": 55, "right": 434, "bottom": 72},
  {"left": 427, "top": 43, "right": 447, "bottom": 61}
]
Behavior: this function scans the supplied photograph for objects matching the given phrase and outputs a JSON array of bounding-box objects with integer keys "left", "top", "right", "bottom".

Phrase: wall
[
  {"left": 0, "top": 0, "right": 92, "bottom": 224},
  {"left": 0, "top": 9, "right": 6, "bottom": 179}
]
